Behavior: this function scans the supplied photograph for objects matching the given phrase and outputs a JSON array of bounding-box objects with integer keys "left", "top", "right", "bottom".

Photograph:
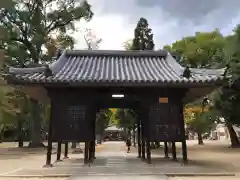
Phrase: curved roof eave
[{"left": 165, "top": 52, "right": 225, "bottom": 77}]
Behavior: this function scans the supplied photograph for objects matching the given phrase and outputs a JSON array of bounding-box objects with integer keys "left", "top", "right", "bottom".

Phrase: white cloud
[
  {"left": 72, "top": 0, "right": 240, "bottom": 50},
  {"left": 73, "top": 15, "right": 135, "bottom": 50}
]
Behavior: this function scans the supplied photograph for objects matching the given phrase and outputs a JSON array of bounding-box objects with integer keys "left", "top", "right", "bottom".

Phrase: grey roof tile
[{"left": 9, "top": 50, "right": 224, "bottom": 86}]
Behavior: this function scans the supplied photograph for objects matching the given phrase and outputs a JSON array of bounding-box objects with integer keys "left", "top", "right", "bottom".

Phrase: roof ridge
[
  {"left": 9, "top": 66, "right": 46, "bottom": 75},
  {"left": 165, "top": 53, "right": 184, "bottom": 76},
  {"left": 190, "top": 67, "right": 225, "bottom": 76},
  {"left": 65, "top": 50, "right": 167, "bottom": 57}
]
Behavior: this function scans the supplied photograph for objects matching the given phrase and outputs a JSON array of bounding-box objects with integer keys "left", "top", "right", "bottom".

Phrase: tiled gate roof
[{"left": 8, "top": 50, "right": 225, "bottom": 86}]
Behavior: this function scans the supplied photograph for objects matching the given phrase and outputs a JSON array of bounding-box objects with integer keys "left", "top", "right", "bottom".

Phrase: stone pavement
[
  {"left": 132, "top": 140, "right": 240, "bottom": 173},
  {"left": 0, "top": 140, "right": 240, "bottom": 179},
  {"left": 169, "top": 177, "right": 240, "bottom": 180},
  {"left": 0, "top": 142, "right": 102, "bottom": 175},
  {"left": 0, "top": 176, "right": 239, "bottom": 180}
]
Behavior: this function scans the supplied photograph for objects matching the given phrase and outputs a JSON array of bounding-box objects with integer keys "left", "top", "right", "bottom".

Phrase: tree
[
  {"left": 83, "top": 28, "right": 102, "bottom": 50},
  {"left": 213, "top": 87, "right": 240, "bottom": 147},
  {"left": 212, "top": 25, "right": 240, "bottom": 147},
  {"left": 163, "top": 30, "right": 226, "bottom": 68},
  {"left": 164, "top": 29, "right": 240, "bottom": 147},
  {"left": 123, "top": 39, "right": 133, "bottom": 50},
  {"left": 46, "top": 33, "right": 75, "bottom": 59},
  {"left": 115, "top": 109, "right": 136, "bottom": 140},
  {"left": 184, "top": 108, "right": 213, "bottom": 145},
  {"left": 96, "top": 109, "right": 112, "bottom": 143},
  {"left": 131, "top": 17, "right": 155, "bottom": 50},
  {"left": 0, "top": 0, "right": 93, "bottom": 147}
]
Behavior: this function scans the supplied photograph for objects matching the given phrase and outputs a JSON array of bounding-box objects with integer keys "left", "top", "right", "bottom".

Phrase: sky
[{"left": 73, "top": 0, "right": 240, "bottom": 50}]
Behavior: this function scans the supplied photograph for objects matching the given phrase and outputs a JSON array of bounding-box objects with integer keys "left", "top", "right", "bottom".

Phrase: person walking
[{"left": 126, "top": 138, "right": 131, "bottom": 153}]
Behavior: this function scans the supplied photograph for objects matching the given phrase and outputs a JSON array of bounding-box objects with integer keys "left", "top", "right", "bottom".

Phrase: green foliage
[
  {"left": 165, "top": 25, "right": 240, "bottom": 146},
  {"left": 0, "top": 0, "right": 93, "bottom": 144},
  {"left": 0, "top": 0, "right": 93, "bottom": 66},
  {"left": 165, "top": 26, "right": 240, "bottom": 128},
  {"left": 96, "top": 109, "right": 112, "bottom": 134},
  {"left": 224, "top": 25, "right": 240, "bottom": 84},
  {"left": 115, "top": 109, "right": 136, "bottom": 129},
  {"left": 164, "top": 30, "right": 226, "bottom": 68},
  {"left": 123, "top": 39, "right": 133, "bottom": 50},
  {"left": 0, "top": 89, "right": 15, "bottom": 125},
  {"left": 191, "top": 111, "right": 214, "bottom": 132},
  {"left": 131, "top": 17, "right": 155, "bottom": 50},
  {"left": 212, "top": 25, "right": 240, "bottom": 127},
  {"left": 0, "top": 86, "right": 30, "bottom": 127},
  {"left": 184, "top": 104, "right": 215, "bottom": 134},
  {"left": 213, "top": 87, "right": 240, "bottom": 125}
]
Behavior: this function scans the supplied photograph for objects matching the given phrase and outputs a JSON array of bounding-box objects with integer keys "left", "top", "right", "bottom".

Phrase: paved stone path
[
  {"left": 0, "top": 141, "right": 236, "bottom": 177},
  {"left": 0, "top": 176, "right": 239, "bottom": 180},
  {"left": 0, "top": 140, "right": 240, "bottom": 180},
  {"left": 105, "top": 156, "right": 127, "bottom": 167}
]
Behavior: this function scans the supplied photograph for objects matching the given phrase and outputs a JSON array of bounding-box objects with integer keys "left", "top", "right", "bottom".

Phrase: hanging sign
[{"left": 159, "top": 97, "right": 168, "bottom": 103}]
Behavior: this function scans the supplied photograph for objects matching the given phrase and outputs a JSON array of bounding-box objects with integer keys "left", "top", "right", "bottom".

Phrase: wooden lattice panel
[{"left": 149, "top": 103, "right": 184, "bottom": 142}]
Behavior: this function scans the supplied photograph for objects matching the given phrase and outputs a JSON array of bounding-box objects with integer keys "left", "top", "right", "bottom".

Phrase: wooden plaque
[{"left": 159, "top": 97, "right": 168, "bottom": 103}]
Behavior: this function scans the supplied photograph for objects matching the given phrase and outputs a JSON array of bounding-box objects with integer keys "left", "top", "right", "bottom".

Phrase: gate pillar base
[{"left": 43, "top": 164, "right": 53, "bottom": 168}]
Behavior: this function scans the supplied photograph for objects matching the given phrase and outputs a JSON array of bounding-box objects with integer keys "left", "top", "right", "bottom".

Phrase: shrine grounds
[{"left": 0, "top": 140, "right": 239, "bottom": 180}]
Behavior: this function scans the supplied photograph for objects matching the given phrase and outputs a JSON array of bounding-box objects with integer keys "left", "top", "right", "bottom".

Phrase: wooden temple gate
[
  {"left": 6, "top": 50, "right": 224, "bottom": 167},
  {"left": 43, "top": 87, "right": 188, "bottom": 166}
]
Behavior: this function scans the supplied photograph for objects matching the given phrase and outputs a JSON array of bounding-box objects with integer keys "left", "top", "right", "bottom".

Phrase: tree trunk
[
  {"left": 197, "top": 131, "right": 204, "bottom": 145},
  {"left": 0, "top": 125, "right": 5, "bottom": 143},
  {"left": 226, "top": 123, "right": 240, "bottom": 148},
  {"left": 18, "top": 117, "right": 23, "bottom": 148},
  {"left": 28, "top": 99, "right": 45, "bottom": 148}
]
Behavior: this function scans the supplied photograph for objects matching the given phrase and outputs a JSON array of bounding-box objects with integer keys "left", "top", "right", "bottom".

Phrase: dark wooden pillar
[
  {"left": 93, "top": 108, "right": 96, "bottom": 159},
  {"left": 179, "top": 101, "right": 188, "bottom": 164},
  {"left": 145, "top": 107, "right": 151, "bottom": 164},
  {"left": 93, "top": 141, "right": 96, "bottom": 159},
  {"left": 137, "top": 118, "right": 142, "bottom": 158},
  {"left": 84, "top": 142, "right": 89, "bottom": 164},
  {"left": 146, "top": 139, "right": 151, "bottom": 164},
  {"left": 89, "top": 141, "right": 92, "bottom": 161},
  {"left": 17, "top": 115, "right": 23, "bottom": 148},
  {"left": 141, "top": 118, "right": 145, "bottom": 160},
  {"left": 56, "top": 141, "right": 62, "bottom": 161},
  {"left": 171, "top": 142, "right": 177, "bottom": 161},
  {"left": 64, "top": 142, "right": 69, "bottom": 159},
  {"left": 88, "top": 106, "right": 96, "bottom": 162},
  {"left": 44, "top": 100, "right": 54, "bottom": 167},
  {"left": 89, "top": 141, "right": 95, "bottom": 162},
  {"left": 164, "top": 142, "right": 169, "bottom": 158}
]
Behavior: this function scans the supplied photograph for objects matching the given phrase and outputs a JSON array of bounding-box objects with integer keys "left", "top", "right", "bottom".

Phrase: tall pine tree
[
  {"left": 131, "top": 18, "right": 155, "bottom": 50},
  {"left": 213, "top": 25, "right": 240, "bottom": 147}
]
